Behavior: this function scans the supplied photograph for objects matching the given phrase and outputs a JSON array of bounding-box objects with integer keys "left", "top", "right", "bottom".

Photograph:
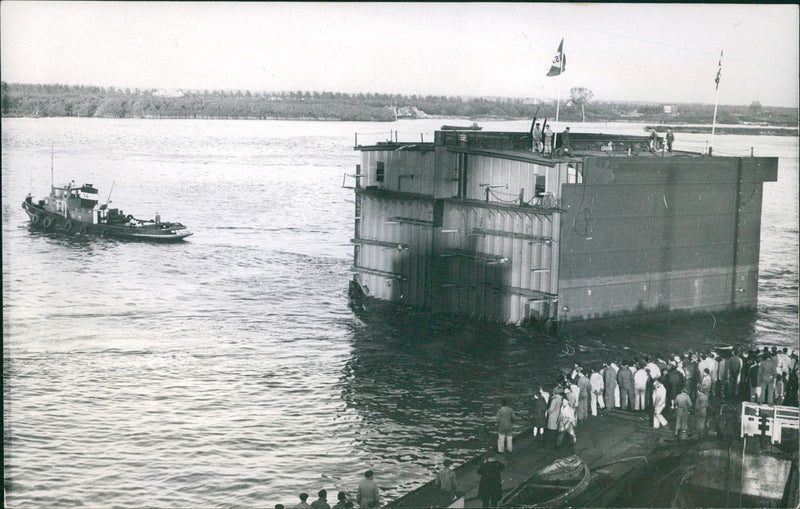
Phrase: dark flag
[
  {"left": 547, "top": 39, "right": 565, "bottom": 77},
  {"left": 715, "top": 50, "right": 723, "bottom": 90}
]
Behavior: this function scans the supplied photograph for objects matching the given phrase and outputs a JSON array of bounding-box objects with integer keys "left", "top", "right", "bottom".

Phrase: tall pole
[
  {"left": 556, "top": 79, "right": 561, "bottom": 123},
  {"left": 710, "top": 86, "right": 720, "bottom": 154},
  {"left": 555, "top": 57, "right": 564, "bottom": 122},
  {"left": 710, "top": 50, "right": 722, "bottom": 155}
]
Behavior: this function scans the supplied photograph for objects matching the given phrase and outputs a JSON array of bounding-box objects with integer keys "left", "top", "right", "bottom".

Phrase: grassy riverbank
[{"left": 2, "top": 82, "right": 797, "bottom": 127}]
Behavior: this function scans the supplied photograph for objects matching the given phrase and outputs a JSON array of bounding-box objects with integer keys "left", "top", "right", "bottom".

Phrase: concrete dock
[{"left": 387, "top": 401, "right": 798, "bottom": 508}]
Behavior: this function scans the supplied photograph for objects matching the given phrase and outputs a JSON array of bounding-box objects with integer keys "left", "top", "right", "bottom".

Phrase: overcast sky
[{"left": 2, "top": 2, "right": 798, "bottom": 106}]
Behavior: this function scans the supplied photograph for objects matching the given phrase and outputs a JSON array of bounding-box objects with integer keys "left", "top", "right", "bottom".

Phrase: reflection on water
[{"left": 2, "top": 118, "right": 797, "bottom": 507}]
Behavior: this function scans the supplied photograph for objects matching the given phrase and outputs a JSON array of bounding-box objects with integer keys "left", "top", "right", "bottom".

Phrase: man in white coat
[{"left": 589, "top": 366, "right": 605, "bottom": 416}]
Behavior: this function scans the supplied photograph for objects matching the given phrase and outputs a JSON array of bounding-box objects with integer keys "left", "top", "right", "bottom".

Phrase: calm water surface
[{"left": 3, "top": 118, "right": 798, "bottom": 507}]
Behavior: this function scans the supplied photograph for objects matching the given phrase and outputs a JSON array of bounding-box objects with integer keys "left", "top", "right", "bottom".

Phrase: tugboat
[{"left": 22, "top": 181, "right": 192, "bottom": 241}]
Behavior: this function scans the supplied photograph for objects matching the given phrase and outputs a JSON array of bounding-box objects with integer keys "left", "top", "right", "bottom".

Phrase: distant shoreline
[{"left": 3, "top": 83, "right": 797, "bottom": 129}]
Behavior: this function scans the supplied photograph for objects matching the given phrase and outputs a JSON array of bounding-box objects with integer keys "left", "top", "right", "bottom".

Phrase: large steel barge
[{"left": 346, "top": 127, "right": 777, "bottom": 325}]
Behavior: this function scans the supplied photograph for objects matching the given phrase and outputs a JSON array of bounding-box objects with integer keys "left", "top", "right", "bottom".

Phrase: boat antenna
[
  {"left": 105, "top": 180, "right": 115, "bottom": 207},
  {"left": 50, "top": 148, "right": 54, "bottom": 192}
]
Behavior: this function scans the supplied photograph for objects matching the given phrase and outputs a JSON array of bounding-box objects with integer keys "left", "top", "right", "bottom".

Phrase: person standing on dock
[
  {"left": 477, "top": 454, "right": 505, "bottom": 508},
  {"left": 546, "top": 386, "right": 563, "bottom": 448},
  {"left": 700, "top": 351, "right": 718, "bottom": 396},
  {"left": 603, "top": 362, "right": 618, "bottom": 410},
  {"left": 633, "top": 364, "right": 648, "bottom": 411},
  {"left": 617, "top": 362, "right": 635, "bottom": 410},
  {"left": 652, "top": 380, "right": 668, "bottom": 429},
  {"left": 717, "top": 354, "right": 728, "bottom": 399},
  {"left": 695, "top": 390, "right": 709, "bottom": 437},
  {"left": 436, "top": 459, "right": 459, "bottom": 506},
  {"left": 700, "top": 368, "right": 712, "bottom": 396},
  {"left": 356, "top": 470, "right": 380, "bottom": 509},
  {"left": 666, "top": 129, "right": 675, "bottom": 152},
  {"left": 590, "top": 366, "right": 605, "bottom": 416},
  {"left": 674, "top": 387, "right": 693, "bottom": 439},
  {"left": 666, "top": 362, "right": 685, "bottom": 409},
  {"left": 496, "top": 399, "right": 519, "bottom": 454},
  {"left": 728, "top": 349, "right": 743, "bottom": 399},
  {"left": 557, "top": 396, "right": 577, "bottom": 447},
  {"left": 758, "top": 351, "right": 777, "bottom": 404},
  {"left": 531, "top": 388, "right": 548, "bottom": 439},
  {"left": 577, "top": 368, "right": 591, "bottom": 422},
  {"left": 748, "top": 352, "right": 761, "bottom": 402},
  {"left": 684, "top": 354, "right": 700, "bottom": 401}
]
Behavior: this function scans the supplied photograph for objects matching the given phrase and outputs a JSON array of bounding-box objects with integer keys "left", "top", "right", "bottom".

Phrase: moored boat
[
  {"left": 22, "top": 181, "right": 192, "bottom": 241},
  {"left": 499, "top": 455, "right": 590, "bottom": 508}
]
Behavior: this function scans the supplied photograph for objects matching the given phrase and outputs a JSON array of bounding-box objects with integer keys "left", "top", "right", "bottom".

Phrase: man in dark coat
[
  {"left": 683, "top": 354, "right": 700, "bottom": 400},
  {"left": 477, "top": 454, "right": 505, "bottom": 508},
  {"left": 727, "top": 349, "right": 743, "bottom": 399},
  {"left": 576, "top": 369, "right": 592, "bottom": 422},
  {"left": 603, "top": 362, "right": 618, "bottom": 409},
  {"left": 617, "top": 362, "right": 635, "bottom": 410},
  {"left": 666, "top": 364, "right": 685, "bottom": 409}
]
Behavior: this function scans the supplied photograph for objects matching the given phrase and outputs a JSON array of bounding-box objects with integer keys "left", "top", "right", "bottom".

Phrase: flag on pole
[
  {"left": 547, "top": 39, "right": 565, "bottom": 77},
  {"left": 715, "top": 50, "right": 723, "bottom": 90}
]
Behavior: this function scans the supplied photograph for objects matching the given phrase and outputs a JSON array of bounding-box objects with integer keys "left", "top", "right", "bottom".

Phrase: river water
[{"left": 2, "top": 118, "right": 797, "bottom": 507}]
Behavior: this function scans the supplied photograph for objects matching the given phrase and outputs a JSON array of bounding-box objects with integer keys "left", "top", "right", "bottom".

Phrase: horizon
[{"left": 2, "top": 3, "right": 798, "bottom": 108}]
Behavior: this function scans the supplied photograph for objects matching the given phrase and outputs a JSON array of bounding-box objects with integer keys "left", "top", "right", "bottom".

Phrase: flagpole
[
  {"left": 710, "top": 50, "right": 722, "bottom": 156},
  {"left": 556, "top": 79, "right": 561, "bottom": 123},
  {"left": 710, "top": 86, "right": 719, "bottom": 154},
  {"left": 555, "top": 53, "right": 564, "bottom": 123}
]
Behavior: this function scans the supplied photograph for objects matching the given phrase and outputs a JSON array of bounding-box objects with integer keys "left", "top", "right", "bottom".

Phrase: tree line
[{"left": 1, "top": 82, "right": 796, "bottom": 126}]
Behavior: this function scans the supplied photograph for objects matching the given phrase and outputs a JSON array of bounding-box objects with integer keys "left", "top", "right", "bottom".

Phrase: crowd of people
[
  {"left": 506, "top": 344, "right": 800, "bottom": 454},
  {"left": 275, "top": 346, "right": 797, "bottom": 509},
  {"left": 471, "top": 345, "right": 799, "bottom": 508}
]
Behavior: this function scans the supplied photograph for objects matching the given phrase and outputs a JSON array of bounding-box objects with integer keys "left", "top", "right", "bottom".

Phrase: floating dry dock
[{"left": 347, "top": 129, "right": 777, "bottom": 325}]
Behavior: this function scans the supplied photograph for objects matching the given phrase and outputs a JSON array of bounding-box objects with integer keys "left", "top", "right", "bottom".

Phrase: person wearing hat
[{"left": 652, "top": 379, "right": 668, "bottom": 429}]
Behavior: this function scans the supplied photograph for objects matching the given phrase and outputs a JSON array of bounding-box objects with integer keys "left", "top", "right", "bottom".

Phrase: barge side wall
[{"left": 556, "top": 156, "right": 778, "bottom": 323}]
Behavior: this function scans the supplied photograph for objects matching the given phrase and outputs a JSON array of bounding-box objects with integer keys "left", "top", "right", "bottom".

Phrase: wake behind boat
[{"left": 22, "top": 181, "right": 192, "bottom": 242}]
